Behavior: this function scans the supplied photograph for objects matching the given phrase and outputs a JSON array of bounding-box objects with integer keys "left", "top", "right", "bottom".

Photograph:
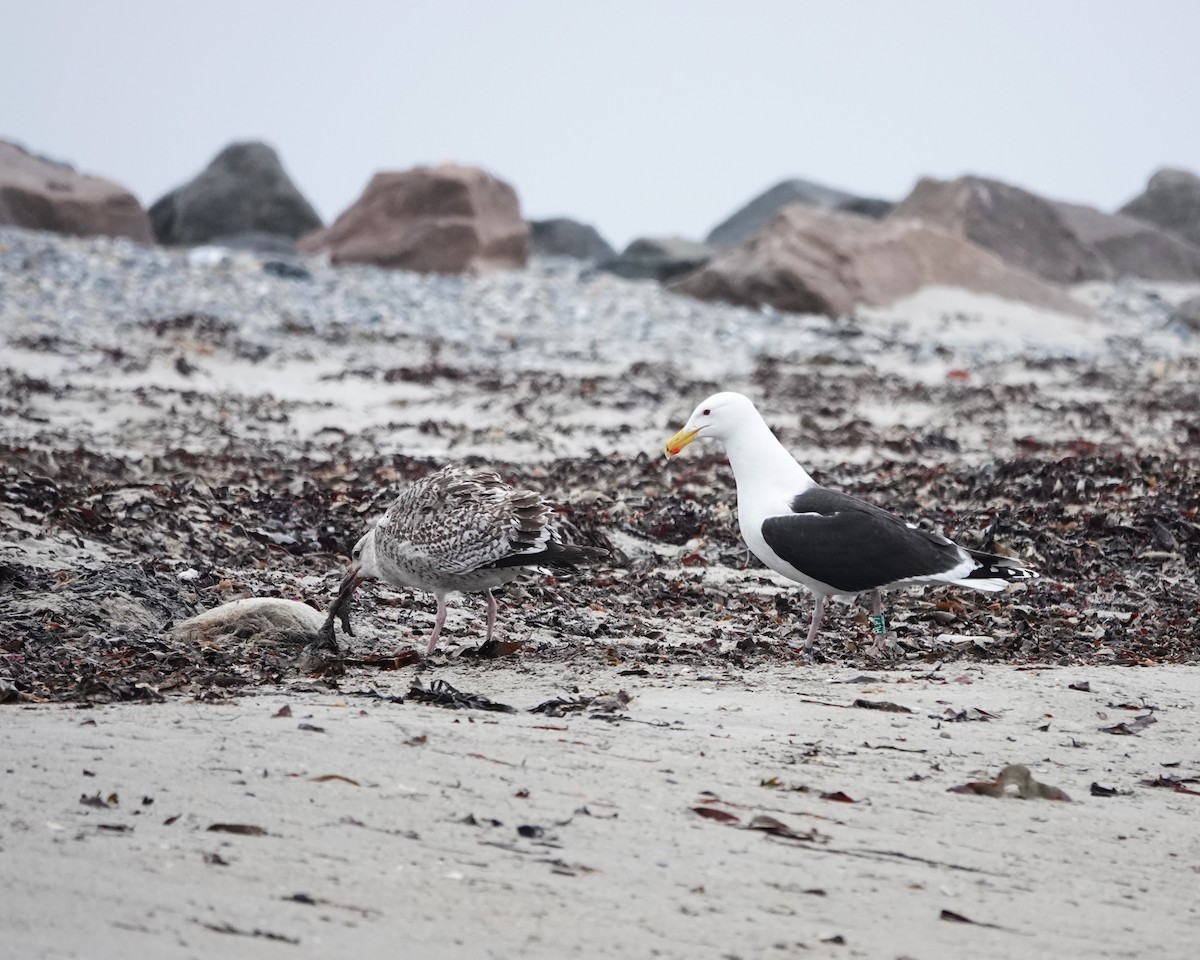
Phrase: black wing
[
  {"left": 760, "top": 487, "right": 966, "bottom": 593},
  {"left": 485, "top": 540, "right": 608, "bottom": 570}
]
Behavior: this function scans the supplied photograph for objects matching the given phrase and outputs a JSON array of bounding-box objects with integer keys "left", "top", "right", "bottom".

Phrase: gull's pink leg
[
  {"left": 427, "top": 595, "right": 448, "bottom": 654},
  {"left": 485, "top": 591, "right": 498, "bottom": 644},
  {"left": 803, "top": 594, "right": 827, "bottom": 651}
]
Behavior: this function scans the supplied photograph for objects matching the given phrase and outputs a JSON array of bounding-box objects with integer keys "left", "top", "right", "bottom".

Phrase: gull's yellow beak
[{"left": 664, "top": 426, "right": 700, "bottom": 457}]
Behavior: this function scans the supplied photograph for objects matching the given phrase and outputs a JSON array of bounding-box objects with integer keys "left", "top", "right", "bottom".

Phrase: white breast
[{"left": 734, "top": 479, "right": 835, "bottom": 594}]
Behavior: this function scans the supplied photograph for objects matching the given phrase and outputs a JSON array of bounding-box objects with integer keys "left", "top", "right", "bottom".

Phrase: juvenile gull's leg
[
  {"left": 803, "top": 593, "right": 827, "bottom": 651},
  {"left": 427, "top": 594, "right": 448, "bottom": 654},
  {"left": 485, "top": 590, "right": 498, "bottom": 643}
]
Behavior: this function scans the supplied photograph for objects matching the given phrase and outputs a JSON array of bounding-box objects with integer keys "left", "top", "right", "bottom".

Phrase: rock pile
[{"left": 7, "top": 131, "right": 1200, "bottom": 313}]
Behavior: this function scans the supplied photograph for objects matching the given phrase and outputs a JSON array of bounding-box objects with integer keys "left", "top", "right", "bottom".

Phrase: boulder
[
  {"left": 706, "top": 178, "right": 892, "bottom": 248},
  {"left": 1052, "top": 201, "right": 1200, "bottom": 282},
  {"left": 529, "top": 217, "right": 615, "bottom": 261},
  {"left": 1119, "top": 168, "right": 1200, "bottom": 248},
  {"left": 672, "top": 205, "right": 1085, "bottom": 318},
  {"left": 299, "top": 163, "right": 529, "bottom": 273},
  {"left": 600, "top": 236, "right": 714, "bottom": 282},
  {"left": 0, "top": 139, "right": 152, "bottom": 242},
  {"left": 889, "top": 175, "right": 1109, "bottom": 284},
  {"left": 149, "top": 141, "right": 321, "bottom": 246}
]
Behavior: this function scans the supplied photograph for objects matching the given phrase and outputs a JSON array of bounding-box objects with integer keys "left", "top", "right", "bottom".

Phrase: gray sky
[{"left": 5, "top": 0, "right": 1199, "bottom": 249}]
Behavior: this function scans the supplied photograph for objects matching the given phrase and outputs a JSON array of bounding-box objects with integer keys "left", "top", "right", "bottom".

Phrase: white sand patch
[
  {"left": 2, "top": 664, "right": 1196, "bottom": 958},
  {"left": 861, "top": 287, "right": 1108, "bottom": 373}
]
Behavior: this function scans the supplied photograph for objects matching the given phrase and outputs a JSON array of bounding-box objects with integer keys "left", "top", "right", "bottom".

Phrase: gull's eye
[{"left": 702, "top": 408, "right": 711, "bottom": 416}]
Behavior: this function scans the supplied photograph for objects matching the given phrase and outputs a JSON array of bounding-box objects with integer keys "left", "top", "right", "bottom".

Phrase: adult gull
[{"left": 664, "top": 392, "right": 1037, "bottom": 652}]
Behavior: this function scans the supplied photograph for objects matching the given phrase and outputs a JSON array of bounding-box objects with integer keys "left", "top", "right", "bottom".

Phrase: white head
[
  {"left": 343, "top": 528, "right": 380, "bottom": 588},
  {"left": 664, "top": 392, "right": 766, "bottom": 456}
]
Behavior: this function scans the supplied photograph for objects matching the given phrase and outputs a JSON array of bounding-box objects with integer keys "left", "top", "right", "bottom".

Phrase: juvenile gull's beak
[
  {"left": 339, "top": 563, "right": 365, "bottom": 594},
  {"left": 664, "top": 426, "right": 700, "bottom": 457}
]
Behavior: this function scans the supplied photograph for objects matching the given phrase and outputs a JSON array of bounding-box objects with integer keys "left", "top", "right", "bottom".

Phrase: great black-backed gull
[
  {"left": 340, "top": 466, "right": 606, "bottom": 653},
  {"left": 664, "top": 392, "right": 1037, "bottom": 652}
]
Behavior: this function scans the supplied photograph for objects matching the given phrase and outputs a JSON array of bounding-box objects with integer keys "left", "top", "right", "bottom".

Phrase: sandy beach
[{"left": 4, "top": 662, "right": 1199, "bottom": 959}]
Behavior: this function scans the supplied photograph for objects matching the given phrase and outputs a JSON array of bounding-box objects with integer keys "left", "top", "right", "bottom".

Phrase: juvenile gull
[
  {"left": 664, "top": 392, "right": 1037, "bottom": 652},
  {"left": 341, "top": 466, "right": 605, "bottom": 653}
]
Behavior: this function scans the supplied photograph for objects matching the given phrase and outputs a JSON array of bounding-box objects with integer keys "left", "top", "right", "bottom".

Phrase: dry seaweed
[
  {"left": 3, "top": 379, "right": 1198, "bottom": 704},
  {"left": 407, "top": 678, "right": 517, "bottom": 714}
]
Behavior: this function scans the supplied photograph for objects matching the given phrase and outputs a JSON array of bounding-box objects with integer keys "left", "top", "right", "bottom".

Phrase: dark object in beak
[{"left": 314, "top": 566, "right": 362, "bottom": 652}]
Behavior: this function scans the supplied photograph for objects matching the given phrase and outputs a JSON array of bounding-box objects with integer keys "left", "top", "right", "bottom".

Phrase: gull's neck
[{"left": 721, "top": 413, "right": 816, "bottom": 502}]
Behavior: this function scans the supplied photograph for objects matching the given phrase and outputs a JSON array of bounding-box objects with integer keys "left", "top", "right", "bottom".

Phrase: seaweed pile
[{"left": 2, "top": 437, "right": 1196, "bottom": 704}]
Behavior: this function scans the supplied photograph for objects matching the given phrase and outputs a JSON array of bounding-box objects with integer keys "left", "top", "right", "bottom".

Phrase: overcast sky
[{"left": 5, "top": 1, "right": 1199, "bottom": 248}]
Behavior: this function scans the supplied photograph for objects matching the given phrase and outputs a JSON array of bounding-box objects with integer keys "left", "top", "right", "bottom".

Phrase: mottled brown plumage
[{"left": 340, "top": 466, "right": 605, "bottom": 653}]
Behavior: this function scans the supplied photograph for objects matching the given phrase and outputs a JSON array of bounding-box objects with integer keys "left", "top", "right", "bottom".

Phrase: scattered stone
[
  {"left": 0, "top": 139, "right": 152, "bottom": 243},
  {"left": 300, "top": 163, "right": 529, "bottom": 274},
  {"left": 529, "top": 217, "right": 615, "bottom": 261},
  {"left": 149, "top": 141, "right": 322, "bottom": 247},
  {"left": 889, "top": 175, "right": 1109, "bottom": 284},
  {"left": 706, "top": 177, "right": 892, "bottom": 247}
]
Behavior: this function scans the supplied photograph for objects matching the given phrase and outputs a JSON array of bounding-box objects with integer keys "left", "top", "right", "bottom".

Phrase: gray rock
[
  {"left": 529, "top": 218, "right": 615, "bottom": 261},
  {"left": 706, "top": 178, "right": 892, "bottom": 247},
  {"left": 1053, "top": 201, "right": 1200, "bottom": 282},
  {"left": 150, "top": 142, "right": 322, "bottom": 246},
  {"left": 600, "top": 236, "right": 713, "bottom": 282},
  {"left": 890, "top": 175, "right": 1110, "bottom": 285},
  {"left": 1119, "top": 168, "right": 1200, "bottom": 248}
]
